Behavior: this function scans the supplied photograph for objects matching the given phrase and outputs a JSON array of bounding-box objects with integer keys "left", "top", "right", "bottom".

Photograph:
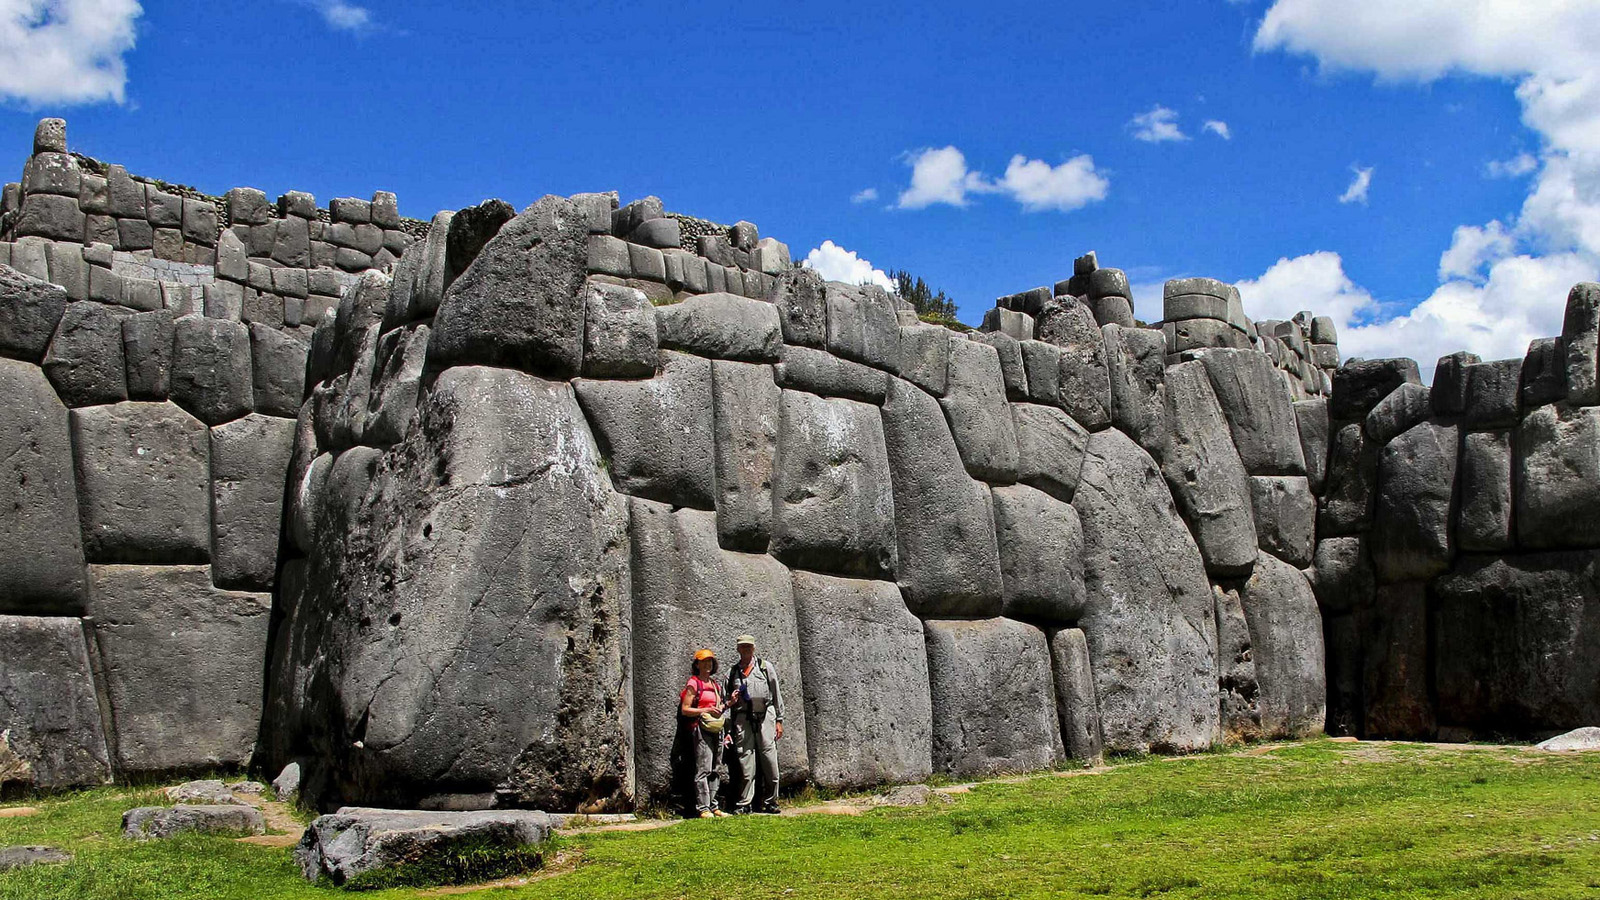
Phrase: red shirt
[{"left": 680, "top": 676, "right": 722, "bottom": 728}]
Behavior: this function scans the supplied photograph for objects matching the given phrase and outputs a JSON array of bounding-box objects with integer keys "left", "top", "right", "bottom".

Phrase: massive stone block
[
  {"left": 1214, "top": 584, "right": 1262, "bottom": 742},
  {"left": 1432, "top": 351, "right": 1480, "bottom": 417},
  {"left": 1318, "top": 423, "right": 1378, "bottom": 536},
  {"left": 924, "top": 618, "right": 1063, "bottom": 777},
  {"left": 656, "top": 292, "right": 781, "bottom": 362},
  {"left": 1364, "top": 383, "right": 1431, "bottom": 445},
  {"left": 629, "top": 501, "right": 808, "bottom": 804},
  {"left": 86, "top": 565, "right": 271, "bottom": 774},
  {"left": 1292, "top": 398, "right": 1330, "bottom": 494},
  {"left": 249, "top": 323, "right": 308, "bottom": 419},
  {"left": 711, "top": 360, "right": 779, "bottom": 552},
  {"left": 793, "top": 572, "right": 931, "bottom": 789},
  {"left": 1516, "top": 403, "right": 1600, "bottom": 549},
  {"left": 824, "top": 282, "right": 899, "bottom": 372},
  {"left": 290, "top": 367, "right": 634, "bottom": 810},
  {"left": 43, "top": 300, "right": 128, "bottom": 407},
  {"left": 1373, "top": 421, "right": 1458, "bottom": 583},
  {"left": 1161, "top": 361, "right": 1257, "bottom": 576},
  {"left": 1331, "top": 358, "right": 1420, "bottom": 422},
  {"left": 774, "top": 344, "right": 888, "bottom": 404},
  {"left": 1563, "top": 283, "right": 1600, "bottom": 406},
  {"left": 0, "top": 264, "right": 68, "bottom": 363},
  {"left": 1011, "top": 402, "right": 1088, "bottom": 502},
  {"left": 1195, "top": 348, "right": 1306, "bottom": 475},
  {"left": 210, "top": 414, "right": 296, "bottom": 590},
  {"left": 0, "top": 359, "right": 86, "bottom": 613},
  {"left": 1309, "top": 535, "right": 1374, "bottom": 615},
  {"left": 991, "top": 483, "right": 1085, "bottom": 623},
  {"left": 939, "top": 338, "right": 1018, "bottom": 483},
  {"left": 1236, "top": 553, "right": 1326, "bottom": 738},
  {"left": 0, "top": 615, "right": 111, "bottom": 790},
  {"left": 881, "top": 377, "right": 1002, "bottom": 616},
  {"left": 170, "top": 315, "right": 254, "bottom": 426},
  {"left": 122, "top": 310, "right": 173, "bottom": 401},
  {"left": 1434, "top": 552, "right": 1600, "bottom": 735},
  {"left": 897, "top": 323, "right": 951, "bottom": 396},
  {"left": 1360, "top": 582, "right": 1435, "bottom": 740},
  {"left": 70, "top": 401, "right": 209, "bottom": 564},
  {"left": 581, "top": 281, "right": 657, "bottom": 378},
  {"left": 1459, "top": 430, "right": 1513, "bottom": 551},
  {"left": 770, "top": 389, "right": 896, "bottom": 577},
  {"left": 1046, "top": 627, "right": 1104, "bottom": 766},
  {"left": 1463, "top": 359, "right": 1522, "bottom": 429},
  {"left": 770, "top": 267, "right": 825, "bottom": 348},
  {"left": 1073, "top": 428, "right": 1220, "bottom": 753},
  {"left": 1036, "top": 299, "right": 1110, "bottom": 430},
  {"left": 428, "top": 197, "right": 588, "bottom": 378},
  {"left": 574, "top": 351, "right": 716, "bottom": 510},
  {"left": 364, "top": 323, "right": 430, "bottom": 447},
  {"left": 1249, "top": 475, "right": 1315, "bottom": 568},
  {"left": 1103, "top": 324, "right": 1168, "bottom": 456}
]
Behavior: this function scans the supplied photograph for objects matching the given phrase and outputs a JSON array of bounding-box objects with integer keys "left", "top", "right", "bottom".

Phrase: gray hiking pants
[
  {"left": 693, "top": 726, "right": 722, "bottom": 813},
  {"left": 732, "top": 711, "right": 779, "bottom": 809}
]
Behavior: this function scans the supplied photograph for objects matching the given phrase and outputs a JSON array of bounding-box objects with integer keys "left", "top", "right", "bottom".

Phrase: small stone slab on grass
[
  {"left": 0, "top": 846, "right": 69, "bottom": 870},
  {"left": 295, "top": 807, "right": 555, "bottom": 889},
  {"left": 165, "top": 779, "right": 249, "bottom": 806},
  {"left": 122, "top": 805, "right": 265, "bottom": 840},
  {"left": 1537, "top": 726, "right": 1600, "bottom": 752}
]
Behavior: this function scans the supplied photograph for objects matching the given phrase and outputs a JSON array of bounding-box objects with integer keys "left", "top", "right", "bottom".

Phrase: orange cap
[{"left": 693, "top": 648, "right": 716, "bottom": 662}]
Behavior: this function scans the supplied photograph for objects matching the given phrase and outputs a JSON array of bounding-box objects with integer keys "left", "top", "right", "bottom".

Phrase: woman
[{"left": 679, "top": 648, "right": 731, "bottom": 818}]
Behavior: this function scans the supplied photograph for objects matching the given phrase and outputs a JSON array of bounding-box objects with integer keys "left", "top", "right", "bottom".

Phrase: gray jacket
[{"left": 727, "top": 658, "right": 784, "bottom": 722}]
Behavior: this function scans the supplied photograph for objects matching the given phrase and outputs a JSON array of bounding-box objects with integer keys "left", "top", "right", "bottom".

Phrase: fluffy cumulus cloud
[
  {"left": 1203, "top": 120, "right": 1232, "bottom": 140},
  {"left": 0, "top": 0, "right": 141, "bottom": 105},
  {"left": 896, "top": 146, "right": 1108, "bottom": 213},
  {"left": 1338, "top": 166, "right": 1373, "bottom": 205},
  {"left": 802, "top": 240, "right": 896, "bottom": 293},
  {"left": 1129, "top": 105, "right": 1187, "bottom": 142},
  {"left": 1251, "top": 0, "right": 1600, "bottom": 373},
  {"left": 299, "top": 0, "right": 373, "bottom": 33}
]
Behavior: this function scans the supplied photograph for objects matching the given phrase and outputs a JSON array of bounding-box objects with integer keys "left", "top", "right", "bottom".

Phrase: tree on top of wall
[{"left": 888, "top": 269, "right": 969, "bottom": 332}]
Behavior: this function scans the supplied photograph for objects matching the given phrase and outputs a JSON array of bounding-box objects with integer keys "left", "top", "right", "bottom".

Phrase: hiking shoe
[
  {"left": 732, "top": 805, "right": 753, "bottom": 816},
  {"left": 712, "top": 809, "right": 732, "bottom": 818},
  {"left": 698, "top": 811, "right": 715, "bottom": 818},
  {"left": 756, "top": 805, "right": 780, "bottom": 815}
]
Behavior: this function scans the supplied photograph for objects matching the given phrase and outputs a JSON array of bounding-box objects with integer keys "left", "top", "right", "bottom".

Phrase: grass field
[{"left": 1, "top": 740, "right": 1597, "bottom": 899}]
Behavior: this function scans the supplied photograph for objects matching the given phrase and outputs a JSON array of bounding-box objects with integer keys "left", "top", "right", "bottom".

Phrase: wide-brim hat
[{"left": 736, "top": 634, "right": 757, "bottom": 647}]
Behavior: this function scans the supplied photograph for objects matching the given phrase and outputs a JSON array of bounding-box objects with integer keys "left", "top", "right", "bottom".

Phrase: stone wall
[{"left": 0, "top": 117, "right": 1594, "bottom": 811}]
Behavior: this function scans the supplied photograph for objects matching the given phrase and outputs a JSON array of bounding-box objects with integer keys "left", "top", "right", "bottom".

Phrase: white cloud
[
  {"left": 1338, "top": 166, "right": 1374, "bottom": 205},
  {"left": 895, "top": 145, "right": 1109, "bottom": 213},
  {"left": 802, "top": 240, "right": 896, "bottom": 294},
  {"left": 1486, "top": 153, "right": 1538, "bottom": 178},
  {"left": 850, "top": 187, "right": 878, "bottom": 204},
  {"left": 0, "top": 0, "right": 141, "bottom": 105},
  {"left": 1236, "top": 251, "right": 1379, "bottom": 329},
  {"left": 300, "top": 0, "right": 373, "bottom": 33},
  {"left": 1129, "top": 105, "right": 1188, "bottom": 143},
  {"left": 1438, "top": 221, "right": 1515, "bottom": 280},
  {"left": 1202, "top": 120, "right": 1232, "bottom": 140}
]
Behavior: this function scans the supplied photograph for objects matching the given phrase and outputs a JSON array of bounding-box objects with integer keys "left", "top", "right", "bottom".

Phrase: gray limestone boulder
[
  {"left": 0, "top": 265, "right": 68, "bottom": 362},
  {"left": 991, "top": 483, "right": 1085, "bottom": 623},
  {"left": 881, "top": 378, "right": 1003, "bottom": 616},
  {"left": 1214, "top": 584, "right": 1262, "bottom": 742},
  {"left": 86, "top": 565, "right": 270, "bottom": 774},
  {"left": 1458, "top": 430, "right": 1514, "bottom": 551},
  {"left": 209, "top": 414, "right": 296, "bottom": 590},
  {"left": 166, "top": 779, "right": 249, "bottom": 806},
  {"left": 122, "top": 310, "right": 173, "bottom": 400},
  {"left": 1563, "top": 283, "right": 1600, "bottom": 405},
  {"left": 273, "top": 762, "right": 303, "bottom": 799},
  {"left": 1073, "top": 428, "right": 1219, "bottom": 753},
  {"left": 581, "top": 281, "right": 658, "bottom": 378},
  {"left": 43, "top": 300, "right": 128, "bottom": 407},
  {"left": 1249, "top": 475, "right": 1315, "bottom": 568},
  {"left": 295, "top": 808, "right": 553, "bottom": 888},
  {"left": 574, "top": 350, "right": 716, "bottom": 510},
  {"left": 656, "top": 292, "right": 781, "bottom": 362},
  {"left": 973, "top": 331, "right": 1027, "bottom": 400},
  {"left": 1372, "top": 421, "right": 1458, "bottom": 583},
  {"left": 1020, "top": 339, "right": 1060, "bottom": 404},
  {"left": 774, "top": 344, "right": 888, "bottom": 404},
  {"left": 629, "top": 502, "right": 809, "bottom": 803},
  {"left": 249, "top": 323, "right": 308, "bottom": 418},
  {"left": 1237, "top": 553, "right": 1326, "bottom": 738},
  {"left": 1036, "top": 299, "right": 1111, "bottom": 430},
  {"left": 770, "top": 267, "right": 826, "bottom": 347},
  {"left": 1364, "top": 382, "right": 1431, "bottom": 445},
  {"left": 1463, "top": 358, "right": 1522, "bottom": 429},
  {"left": 1161, "top": 361, "right": 1257, "bottom": 576},
  {"left": 1432, "top": 351, "right": 1481, "bottom": 417},
  {"left": 295, "top": 367, "right": 634, "bottom": 811},
  {"left": 364, "top": 323, "right": 430, "bottom": 447},
  {"left": 0, "top": 846, "right": 70, "bottom": 871},
  {"left": 711, "top": 360, "right": 779, "bottom": 551},
  {"left": 1537, "top": 727, "right": 1600, "bottom": 752},
  {"left": 123, "top": 805, "right": 264, "bottom": 840},
  {"left": 1310, "top": 535, "right": 1374, "bottom": 615},
  {"left": 428, "top": 197, "right": 588, "bottom": 378},
  {"left": 1292, "top": 398, "right": 1330, "bottom": 494},
  {"left": 896, "top": 323, "right": 952, "bottom": 396},
  {"left": 1331, "top": 358, "right": 1421, "bottom": 422},
  {"left": 982, "top": 307, "right": 1033, "bottom": 342},
  {"left": 332, "top": 272, "right": 389, "bottom": 373},
  {"left": 1011, "top": 402, "right": 1088, "bottom": 502},
  {"left": 1434, "top": 552, "right": 1600, "bottom": 736},
  {"left": 444, "top": 199, "right": 516, "bottom": 288},
  {"left": 924, "top": 618, "right": 1063, "bottom": 777},
  {"left": 1516, "top": 403, "right": 1600, "bottom": 549},
  {"left": 1046, "top": 628, "right": 1104, "bottom": 766},
  {"left": 824, "top": 282, "right": 900, "bottom": 372},
  {"left": 0, "top": 360, "right": 86, "bottom": 613},
  {"left": 70, "top": 401, "right": 209, "bottom": 564},
  {"left": 1361, "top": 582, "right": 1435, "bottom": 739},
  {"left": 1318, "top": 423, "right": 1378, "bottom": 536},
  {"left": 771, "top": 389, "right": 897, "bottom": 578},
  {"left": 0, "top": 615, "right": 110, "bottom": 791},
  {"left": 169, "top": 315, "right": 254, "bottom": 426},
  {"left": 1195, "top": 348, "right": 1306, "bottom": 475},
  {"left": 1102, "top": 324, "right": 1169, "bottom": 457},
  {"left": 940, "top": 338, "right": 1018, "bottom": 483},
  {"left": 1521, "top": 337, "right": 1567, "bottom": 408},
  {"left": 792, "top": 571, "right": 931, "bottom": 790}
]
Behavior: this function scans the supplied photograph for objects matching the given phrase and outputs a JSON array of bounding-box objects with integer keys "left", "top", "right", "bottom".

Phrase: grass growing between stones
[{"left": 1, "top": 740, "right": 1597, "bottom": 899}]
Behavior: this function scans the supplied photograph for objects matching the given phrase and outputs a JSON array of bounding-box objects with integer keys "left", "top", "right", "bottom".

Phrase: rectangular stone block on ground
[
  {"left": 1046, "top": 628, "right": 1104, "bottom": 766},
  {"left": 0, "top": 615, "right": 111, "bottom": 790},
  {"left": 925, "top": 618, "right": 1063, "bottom": 778},
  {"left": 711, "top": 360, "right": 779, "bottom": 552}
]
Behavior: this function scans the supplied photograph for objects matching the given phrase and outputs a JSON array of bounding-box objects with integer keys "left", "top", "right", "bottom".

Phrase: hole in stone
[{"left": 389, "top": 612, "right": 402, "bottom": 626}]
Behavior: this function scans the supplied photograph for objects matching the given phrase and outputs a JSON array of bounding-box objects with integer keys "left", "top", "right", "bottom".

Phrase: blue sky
[{"left": 2, "top": 0, "right": 1596, "bottom": 374}]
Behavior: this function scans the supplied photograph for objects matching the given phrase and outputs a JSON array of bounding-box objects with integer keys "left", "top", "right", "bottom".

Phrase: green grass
[{"left": 1, "top": 740, "right": 1597, "bottom": 899}]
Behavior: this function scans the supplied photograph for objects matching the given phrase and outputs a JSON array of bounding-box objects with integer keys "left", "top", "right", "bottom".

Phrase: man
[{"left": 726, "top": 634, "right": 784, "bottom": 815}]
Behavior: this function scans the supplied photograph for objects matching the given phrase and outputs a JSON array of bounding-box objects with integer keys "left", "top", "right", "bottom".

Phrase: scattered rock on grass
[
  {"left": 869, "top": 784, "right": 954, "bottom": 808},
  {"left": 295, "top": 807, "right": 555, "bottom": 888},
  {"left": 1537, "top": 726, "right": 1600, "bottom": 752},
  {"left": 0, "top": 846, "right": 69, "bottom": 870},
  {"left": 165, "top": 779, "right": 248, "bottom": 806},
  {"left": 272, "top": 761, "right": 302, "bottom": 799},
  {"left": 122, "top": 804, "right": 265, "bottom": 839}
]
